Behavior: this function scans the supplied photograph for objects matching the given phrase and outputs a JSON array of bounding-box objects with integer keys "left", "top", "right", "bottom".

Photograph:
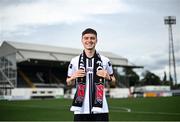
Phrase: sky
[{"left": 0, "top": 0, "right": 180, "bottom": 83}]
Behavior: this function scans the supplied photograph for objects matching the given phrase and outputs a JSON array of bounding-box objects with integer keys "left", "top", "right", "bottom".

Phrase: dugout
[{"left": 0, "top": 41, "right": 142, "bottom": 100}]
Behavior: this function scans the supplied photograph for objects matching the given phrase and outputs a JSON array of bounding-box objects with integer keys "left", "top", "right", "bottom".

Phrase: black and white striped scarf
[{"left": 72, "top": 51, "right": 105, "bottom": 111}]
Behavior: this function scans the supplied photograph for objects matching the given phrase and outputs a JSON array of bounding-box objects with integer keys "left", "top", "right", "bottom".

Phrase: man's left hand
[{"left": 96, "top": 69, "right": 111, "bottom": 80}]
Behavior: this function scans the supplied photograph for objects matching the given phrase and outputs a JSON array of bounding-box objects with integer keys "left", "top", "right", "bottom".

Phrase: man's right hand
[
  {"left": 66, "top": 69, "right": 86, "bottom": 86},
  {"left": 71, "top": 69, "right": 86, "bottom": 80}
]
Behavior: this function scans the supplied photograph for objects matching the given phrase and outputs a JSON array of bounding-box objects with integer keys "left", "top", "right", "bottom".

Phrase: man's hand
[
  {"left": 96, "top": 69, "right": 111, "bottom": 80},
  {"left": 96, "top": 69, "right": 116, "bottom": 87},
  {"left": 66, "top": 69, "right": 86, "bottom": 86},
  {"left": 72, "top": 69, "right": 86, "bottom": 79}
]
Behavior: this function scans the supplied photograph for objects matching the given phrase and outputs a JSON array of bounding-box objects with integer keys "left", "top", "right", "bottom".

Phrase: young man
[{"left": 66, "top": 28, "right": 116, "bottom": 121}]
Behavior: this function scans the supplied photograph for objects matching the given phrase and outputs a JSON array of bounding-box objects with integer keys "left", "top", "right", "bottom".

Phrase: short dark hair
[{"left": 82, "top": 28, "right": 97, "bottom": 37}]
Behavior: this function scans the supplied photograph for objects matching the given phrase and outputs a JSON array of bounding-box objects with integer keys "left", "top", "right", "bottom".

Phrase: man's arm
[
  {"left": 109, "top": 75, "right": 116, "bottom": 87},
  {"left": 66, "top": 76, "right": 75, "bottom": 86}
]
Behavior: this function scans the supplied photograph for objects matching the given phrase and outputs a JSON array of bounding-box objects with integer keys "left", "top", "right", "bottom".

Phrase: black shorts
[{"left": 74, "top": 113, "right": 109, "bottom": 121}]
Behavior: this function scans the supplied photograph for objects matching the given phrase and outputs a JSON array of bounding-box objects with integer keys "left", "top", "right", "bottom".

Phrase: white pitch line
[
  {"left": 131, "top": 111, "right": 180, "bottom": 116},
  {"left": 110, "top": 106, "right": 180, "bottom": 116},
  {"left": 110, "top": 106, "right": 131, "bottom": 112}
]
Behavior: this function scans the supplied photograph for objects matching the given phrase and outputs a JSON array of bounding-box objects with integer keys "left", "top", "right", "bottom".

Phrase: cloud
[
  {"left": 1, "top": 0, "right": 179, "bottom": 83},
  {"left": 0, "top": 0, "right": 130, "bottom": 32}
]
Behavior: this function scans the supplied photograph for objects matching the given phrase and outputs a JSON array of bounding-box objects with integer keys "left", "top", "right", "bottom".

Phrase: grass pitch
[{"left": 0, "top": 96, "right": 180, "bottom": 121}]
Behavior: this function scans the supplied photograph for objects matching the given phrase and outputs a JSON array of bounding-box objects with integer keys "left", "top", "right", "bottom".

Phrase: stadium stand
[{"left": 0, "top": 41, "right": 142, "bottom": 100}]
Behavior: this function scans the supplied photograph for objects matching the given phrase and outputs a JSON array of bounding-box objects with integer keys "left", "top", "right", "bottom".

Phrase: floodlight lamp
[{"left": 164, "top": 16, "right": 176, "bottom": 25}]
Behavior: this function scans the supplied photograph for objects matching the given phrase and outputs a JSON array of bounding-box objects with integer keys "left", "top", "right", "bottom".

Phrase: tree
[
  {"left": 163, "top": 71, "right": 167, "bottom": 81},
  {"left": 123, "top": 67, "right": 139, "bottom": 87},
  {"left": 140, "top": 70, "right": 161, "bottom": 85},
  {"left": 162, "top": 71, "right": 173, "bottom": 86}
]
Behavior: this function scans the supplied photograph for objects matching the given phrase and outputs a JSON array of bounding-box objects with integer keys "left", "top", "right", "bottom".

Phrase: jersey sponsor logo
[{"left": 86, "top": 67, "right": 93, "bottom": 73}]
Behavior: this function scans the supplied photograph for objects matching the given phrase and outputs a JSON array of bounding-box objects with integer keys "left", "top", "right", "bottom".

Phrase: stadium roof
[{"left": 0, "top": 41, "right": 143, "bottom": 68}]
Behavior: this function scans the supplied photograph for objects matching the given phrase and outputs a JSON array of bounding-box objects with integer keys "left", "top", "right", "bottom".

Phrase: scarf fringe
[
  {"left": 71, "top": 106, "right": 104, "bottom": 113},
  {"left": 92, "top": 107, "right": 103, "bottom": 112},
  {"left": 70, "top": 106, "right": 82, "bottom": 112}
]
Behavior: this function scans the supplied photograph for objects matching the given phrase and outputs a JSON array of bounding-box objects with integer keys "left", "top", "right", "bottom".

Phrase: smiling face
[{"left": 81, "top": 33, "right": 97, "bottom": 51}]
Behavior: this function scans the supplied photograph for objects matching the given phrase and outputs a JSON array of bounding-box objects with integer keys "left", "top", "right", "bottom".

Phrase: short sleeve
[
  {"left": 67, "top": 60, "right": 75, "bottom": 77},
  {"left": 101, "top": 55, "right": 114, "bottom": 76},
  {"left": 67, "top": 56, "right": 79, "bottom": 77},
  {"left": 106, "top": 60, "right": 113, "bottom": 75}
]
